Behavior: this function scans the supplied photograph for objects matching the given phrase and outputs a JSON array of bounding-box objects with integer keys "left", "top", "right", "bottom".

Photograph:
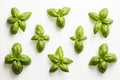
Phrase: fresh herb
[
  {"left": 70, "top": 26, "right": 87, "bottom": 53},
  {"left": 47, "top": 7, "right": 70, "bottom": 28},
  {"left": 31, "top": 24, "right": 50, "bottom": 52},
  {"left": 89, "top": 43, "right": 117, "bottom": 73},
  {"left": 5, "top": 43, "right": 31, "bottom": 75},
  {"left": 7, "top": 7, "right": 32, "bottom": 34},
  {"left": 48, "top": 46, "right": 73, "bottom": 72},
  {"left": 88, "top": 8, "right": 113, "bottom": 38}
]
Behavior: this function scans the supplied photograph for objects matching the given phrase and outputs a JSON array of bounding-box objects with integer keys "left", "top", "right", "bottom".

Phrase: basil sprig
[
  {"left": 47, "top": 7, "right": 70, "bottom": 28},
  {"left": 5, "top": 43, "right": 31, "bottom": 75},
  {"left": 88, "top": 8, "right": 113, "bottom": 38},
  {"left": 48, "top": 46, "right": 73, "bottom": 73},
  {"left": 31, "top": 24, "right": 50, "bottom": 52},
  {"left": 7, "top": 7, "right": 32, "bottom": 34},
  {"left": 70, "top": 26, "right": 87, "bottom": 53},
  {"left": 89, "top": 43, "right": 117, "bottom": 73}
]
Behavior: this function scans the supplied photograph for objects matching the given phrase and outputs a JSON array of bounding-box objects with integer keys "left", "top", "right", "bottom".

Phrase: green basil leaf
[
  {"left": 104, "top": 53, "right": 117, "bottom": 63},
  {"left": 12, "top": 43, "right": 22, "bottom": 55},
  {"left": 88, "top": 12, "right": 99, "bottom": 21},
  {"left": 102, "top": 18, "right": 113, "bottom": 25},
  {"left": 12, "top": 61, "right": 23, "bottom": 75},
  {"left": 60, "top": 64, "right": 69, "bottom": 72},
  {"left": 36, "top": 40, "right": 45, "bottom": 52},
  {"left": 18, "top": 54, "right": 31, "bottom": 66},
  {"left": 11, "top": 7, "right": 20, "bottom": 18},
  {"left": 56, "top": 17, "right": 65, "bottom": 28},
  {"left": 49, "top": 64, "right": 59, "bottom": 72},
  {"left": 63, "top": 58, "right": 73, "bottom": 64},
  {"left": 47, "top": 8, "right": 59, "bottom": 17},
  {"left": 35, "top": 25, "right": 44, "bottom": 35},
  {"left": 48, "top": 54, "right": 59, "bottom": 63},
  {"left": 70, "top": 36, "right": 76, "bottom": 41},
  {"left": 7, "top": 17, "right": 16, "bottom": 24},
  {"left": 79, "top": 36, "right": 87, "bottom": 41},
  {"left": 60, "top": 7, "right": 70, "bottom": 16},
  {"left": 99, "top": 8, "right": 108, "bottom": 19},
  {"left": 101, "top": 24, "right": 109, "bottom": 38},
  {"left": 43, "top": 35, "right": 50, "bottom": 41},
  {"left": 74, "top": 41, "right": 83, "bottom": 53},
  {"left": 5, "top": 54, "right": 15, "bottom": 64},
  {"left": 18, "top": 20, "right": 26, "bottom": 32},
  {"left": 75, "top": 26, "right": 84, "bottom": 38},
  {"left": 89, "top": 56, "right": 100, "bottom": 66},
  {"left": 98, "top": 61, "right": 107, "bottom": 73},
  {"left": 31, "top": 35, "right": 40, "bottom": 40},
  {"left": 19, "top": 12, "right": 32, "bottom": 21},
  {"left": 99, "top": 43, "right": 108, "bottom": 57},
  {"left": 94, "top": 21, "right": 101, "bottom": 34},
  {"left": 10, "top": 22, "right": 19, "bottom": 34},
  {"left": 55, "top": 46, "right": 64, "bottom": 59}
]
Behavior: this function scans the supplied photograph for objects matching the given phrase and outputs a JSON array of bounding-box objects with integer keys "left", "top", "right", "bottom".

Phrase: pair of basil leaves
[
  {"left": 47, "top": 7, "right": 70, "bottom": 28},
  {"left": 89, "top": 44, "right": 117, "bottom": 73},
  {"left": 7, "top": 7, "right": 32, "bottom": 34},
  {"left": 48, "top": 46, "right": 73, "bottom": 72},
  {"left": 5, "top": 43, "right": 31, "bottom": 75},
  {"left": 89, "top": 8, "right": 113, "bottom": 38},
  {"left": 70, "top": 26, "right": 87, "bottom": 53}
]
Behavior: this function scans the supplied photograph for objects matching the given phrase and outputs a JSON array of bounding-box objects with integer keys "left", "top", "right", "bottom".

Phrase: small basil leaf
[
  {"left": 60, "top": 64, "right": 69, "bottom": 72},
  {"left": 88, "top": 12, "right": 99, "bottom": 21},
  {"left": 48, "top": 54, "right": 59, "bottom": 64},
  {"left": 35, "top": 25, "right": 44, "bottom": 35},
  {"left": 60, "top": 7, "right": 70, "bottom": 16},
  {"left": 102, "top": 18, "right": 113, "bottom": 25},
  {"left": 31, "top": 35, "right": 39, "bottom": 40},
  {"left": 47, "top": 8, "right": 59, "bottom": 17},
  {"left": 89, "top": 56, "right": 100, "bottom": 66},
  {"left": 19, "top": 12, "right": 32, "bottom": 21},
  {"left": 99, "top": 8, "right": 108, "bottom": 19},
  {"left": 101, "top": 24, "right": 109, "bottom": 38},
  {"left": 104, "top": 53, "right": 117, "bottom": 63},
  {"left": 94, "top": 21, "right": 101, "bottom": 34},
  {"left": 56, "top": 17, "right": 65, "bottom": 28},
  {"left": 44, "top": 35, "right": 50, "bottom": 41},
  {"left": 18, "top": 20, "right": 26, "bottom": 32},
  {"left": 99, "top": 43, "right": 108, "bottom": 57},
  {"left": 12, "top": 61, "right": 23, "bottom": 75},
  {"left": 70, "top": 36, "right": 76, "bottom": 41},
  {"left": 55, "top": 46, "right": 64, "bottom": 59},
  {"left": 98, "top": 61, "right": 107, "bottom": 73},
  {"left": 49, "top": 64, "right": 59, "bottom": 72},
  {"left": 79, "top": 36, "right": 87, "bottom": 41},
  {"left": 7, "top": 17, "right": 16, "bottom": 24},
  {"left": 11, "top": 7, "right": 20, "bottom": 18},
  {"left": 75, "top": 26, "right": 84, "bottom": 39},
  {"left": 19, "top": 54, "right": 31, "bottom": 66},
  {"left": 10, "top": 22, "right": 19, "bottom": 34},
  {"left": 63, "top": 58, "right": 73, "bottom": 64},
  {"left": 36, "top": 40, "right": 45, "bottom": 52},
  {"left": 74, "top": 41, "right": 83, "bottom": 53},
  {"left": 12, "top": 43, "right": 22, "bottom": 55},
  {"left": 5, "top": 54, "right": 15, "bottom": 64}
]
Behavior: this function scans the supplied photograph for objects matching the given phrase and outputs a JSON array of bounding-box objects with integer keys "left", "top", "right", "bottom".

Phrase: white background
[{"left": 0, "top": 0, "right": 120, "bottom": 80}]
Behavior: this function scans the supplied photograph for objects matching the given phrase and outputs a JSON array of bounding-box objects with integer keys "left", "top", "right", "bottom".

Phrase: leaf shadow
[{"left": 3, "top": 63, "right": 19, "bottom": 77}]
